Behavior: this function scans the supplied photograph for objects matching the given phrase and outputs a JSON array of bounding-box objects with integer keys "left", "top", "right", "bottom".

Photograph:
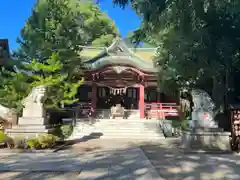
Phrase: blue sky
[{"left": 0, "top": 0, "right": 140, "bottom": 50}]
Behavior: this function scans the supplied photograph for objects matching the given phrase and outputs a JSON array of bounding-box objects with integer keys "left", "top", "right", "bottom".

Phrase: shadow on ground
[
  {"left": 1, "top": 138, "right": 240, "bottom": 179},
  {"left": 140, "top": 139, "right": 240, "bottom": 180},
  {"left": 0, "top": 143, "right": 159, "bottom": 179},
  {"left": 53, "top": 132, "right": 104, "bottom": 152}
]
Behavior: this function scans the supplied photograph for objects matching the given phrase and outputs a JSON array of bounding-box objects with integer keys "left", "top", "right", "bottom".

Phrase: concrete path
[
  {"left": 140, "top": 141, "right": 240, "bottom": 180},
  {"left": 0, "top": 147, "right": 161, "bottom": 180}
]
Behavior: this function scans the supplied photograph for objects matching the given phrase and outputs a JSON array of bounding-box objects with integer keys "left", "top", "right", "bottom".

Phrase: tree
[
  {"left": 25, "top": 53, "right": 84, "bottom": 108},
  {"left": 15, "top": 0, "right": 119, "bottom": 62},
  {"left": 0, "top": 65, "right": 29, "bottom": 113},
  {"left": 8, "top": 0, "right": 119, "bottom": 109},
  {"left": 113, "top": 0, "right": 240, "bottom": 109},
  {"left": 15, "top": 0, "right": 119, "bottom": 63}
]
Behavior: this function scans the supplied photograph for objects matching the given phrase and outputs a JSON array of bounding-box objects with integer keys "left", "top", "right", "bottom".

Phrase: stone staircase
[{"left": 68, "top": 119, "right": 165, "bottom": 140}]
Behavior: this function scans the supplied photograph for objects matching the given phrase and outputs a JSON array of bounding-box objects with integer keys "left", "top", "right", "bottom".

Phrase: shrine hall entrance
[{"left": 96, "top": 87, "right": 139, "bottom": 110}]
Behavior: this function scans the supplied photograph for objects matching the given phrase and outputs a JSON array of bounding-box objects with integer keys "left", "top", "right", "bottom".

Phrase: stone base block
[
  {"left": 5, "top": 125, "right": 54, "bottom": 138},
  {"left": 181, "top": 130, "right": 231, "bottom": 151},
  {"left": 18, "top": 117, "right": 48, "bottom": 125}
]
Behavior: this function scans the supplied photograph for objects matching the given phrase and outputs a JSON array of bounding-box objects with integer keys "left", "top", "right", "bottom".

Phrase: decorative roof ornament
[
  {"left": 106, "top": 38, "right": 129, "bottom": 56},
  {"left": 112, "top": 66, "right": 127, "bottom": 74}
]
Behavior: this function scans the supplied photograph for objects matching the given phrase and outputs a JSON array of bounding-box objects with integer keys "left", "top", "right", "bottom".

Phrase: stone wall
[{"left": 181, "top": 130, "right": 231, "bottom": 151}]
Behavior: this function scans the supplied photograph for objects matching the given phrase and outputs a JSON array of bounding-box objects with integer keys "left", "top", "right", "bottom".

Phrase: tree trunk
[
  {"left": 212, "top": 76, "right": 224, "bottom": 112},
  {"left": 224, "top": 69, "right": 229, "bottom": 110}
]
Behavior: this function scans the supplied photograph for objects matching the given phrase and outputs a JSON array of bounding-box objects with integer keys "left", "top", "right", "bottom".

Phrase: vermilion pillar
[
  {"left": 91, "top": 83, "right": 97, "bottom": 109},
  {"left": 139, "top": 84, "right": 145, "bottom": 119}
]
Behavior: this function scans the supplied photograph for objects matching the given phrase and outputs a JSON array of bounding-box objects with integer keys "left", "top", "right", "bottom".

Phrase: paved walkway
[
  {"left": 0, "top": 147, "right": 161, "bottom": 180},
  {"left": 2, "top": 138, "right": 240, "bottom": 180},
  {"left": 140, "top": 141, "right": 240, "bottom": 180}
]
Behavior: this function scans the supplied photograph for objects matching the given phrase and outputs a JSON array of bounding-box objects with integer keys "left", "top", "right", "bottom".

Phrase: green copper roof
[{"left": 82, "top": 38, "right": 158, "bottom": 73}]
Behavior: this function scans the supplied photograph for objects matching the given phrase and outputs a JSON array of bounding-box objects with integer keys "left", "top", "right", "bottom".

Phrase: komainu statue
[
  {"left": 22, "top": 85, "right": 47, "bottom": 117},
  {"left": 22, "top": 85, "right": 47, "bottom": 106}
]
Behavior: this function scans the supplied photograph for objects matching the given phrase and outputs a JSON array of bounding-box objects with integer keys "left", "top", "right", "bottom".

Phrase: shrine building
[{"left": 76, "top": 38, "right": 179, "bottom": 119}]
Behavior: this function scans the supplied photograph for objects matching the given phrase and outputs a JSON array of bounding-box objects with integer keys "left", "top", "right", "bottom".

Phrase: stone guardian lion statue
[
  {"left": 22, "top": 85, "right": 47, "bottom": 106},
  {"left": 22, "top": 85, "right": 47, "bottom": 117}
]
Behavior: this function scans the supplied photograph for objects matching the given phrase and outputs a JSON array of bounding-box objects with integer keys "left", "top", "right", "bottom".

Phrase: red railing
[
  {"left": 145, "top": 103, "right": 180, "bottom": 118},
  {"left": 76, "top": 102, "right": 180, "bottom": 119}
]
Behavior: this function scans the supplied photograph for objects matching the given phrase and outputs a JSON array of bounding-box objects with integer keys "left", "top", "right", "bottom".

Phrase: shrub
[
  {"left": 27, "top": 134, "right": 58, "bottom": 149},
  {"left": 27, "top": 138, "right": 41, "bottom": 149},
  {"left": 0, "top": 131, "right": 7, "bottom": 143},
  {"left": 181, "top": 119, "right": 189, "bottom": 130},
  {"left": 37, "top": 134, "right": 57, "bottom": 149},
  {"left": 60, "top": 124, "right": 73, "bottom": 139},
  {"left": 52, "top": 125, "right": 63, "bottom": 139},
  {"left": 171, "top": 120, "right": 182, "bottom": 128},
  {"left": 53, "top": 124, "right": 73, "bottom": 140}
]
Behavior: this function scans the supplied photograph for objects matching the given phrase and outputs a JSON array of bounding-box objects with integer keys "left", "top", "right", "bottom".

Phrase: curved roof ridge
[{"left": 105, "top": 37, "right": 156, "bottom": 63}]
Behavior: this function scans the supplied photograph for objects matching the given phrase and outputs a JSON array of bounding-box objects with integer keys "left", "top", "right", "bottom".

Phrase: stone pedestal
[
  {"left": 6, "top": 117, "right": 53, "bottom": 138},
  {"left": 18, "top": 117, "right": 48, "bottom": 125},
  {"left": 181, "top": 128, "right": 231, "bottom": 151}
]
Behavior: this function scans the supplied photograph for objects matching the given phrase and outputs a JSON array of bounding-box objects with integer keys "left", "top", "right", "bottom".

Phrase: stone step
[
  {"left": 95, "top": 124, "right": 160, "bottom": 127},
  {"left": 99, "top": 135, "right": 165, "bottom": 140},
  {"left": 70, "top": 120, "right": 164, "bottom": 140},
  {"left": 72, "top": 130, "right": 164, "bottom": 136},
  {"left": 93, "top": 119, "right": 159, "bottom": 122},
  {"left": 91, "top": 128, "right": 162, "bottom": 133},
  {"left": 73, "top": 130, "right": 163, "bottom": 135},
  {"left": 95, "top": 128, "right": 161, "bottom": 131},
  {"left": 11, "top": 125, "right": 51, "bottom": 130},
  {"left": 95, "top": 122, "right": 158, "bottom": 124},
  {"left": 70, "top": 134, "right": 164, "bottom": 140},
  {"left": 6, "top": 129, "right": 49, "bottom": 133},
  {"left": 71, "top": 132, "right": 164, "bottom": 138}
]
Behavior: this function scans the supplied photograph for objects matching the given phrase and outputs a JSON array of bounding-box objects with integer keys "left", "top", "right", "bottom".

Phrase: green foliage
[
  {"left": 60, "top": 124, "right": 73, "bottom": 139},
  {"left": 113, "top": 0, "right": 240, "bottom": 107},
  {"left": 53, "top": 124, "right": 73, "bottom": 139},
  {"left": 15, "top": 0, "right": 119, "bottom": 63},
  {"left": 27, "top": 134, "right": 58, "bottom": 149},
  {"left": 24, "top": 53, "right": 84, "bottom": 108},
  {"left": 27, "top": 138, "right": 41, "bottom": 149},
  {"left": 0, "top": 67, "right": 30, "bottom": 112},
  {"left": 4, "top": 0, "right": 119, "bottom": 110},
  {"left": 37, "top": 134, "right": 58, "bottom": 149},
  {"left": 0, "top": 131, "right": 7, "bottom": 143},
  {"left": 181, "top": 119, "right": 189, "bottom": 131},
  {"left": 1, "top": 0, "right": 119, "bottom": 111}
]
